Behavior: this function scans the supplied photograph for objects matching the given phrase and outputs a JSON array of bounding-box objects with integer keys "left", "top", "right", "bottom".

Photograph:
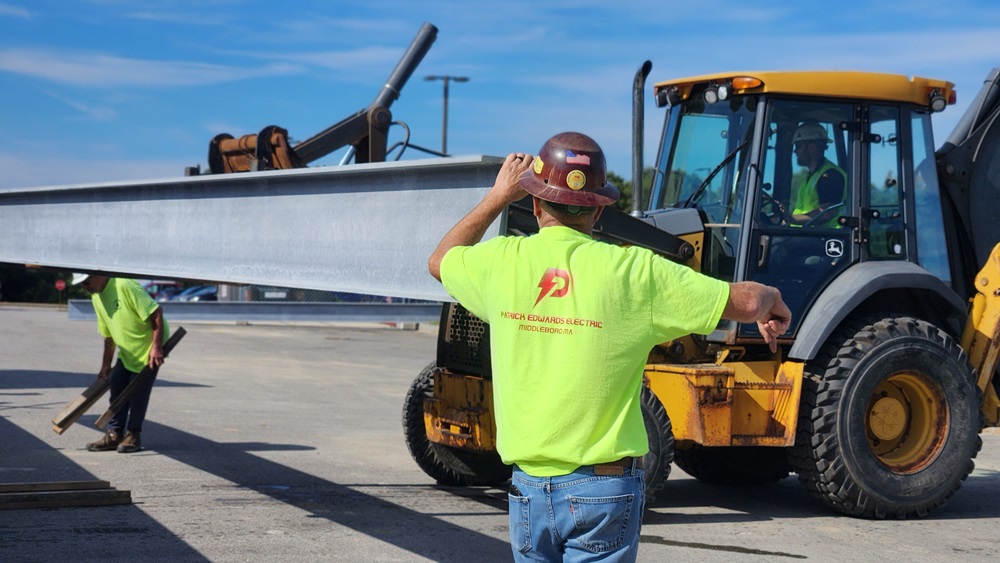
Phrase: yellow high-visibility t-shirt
[
  {"left": 792, "top": 159, "right": 845, "bottom": 228},
  {"left": 440, "top": 226, "right": 728, "bottom": 476},
  {"left": 94, "top": 278, "right": 169, "bottom": 373}
]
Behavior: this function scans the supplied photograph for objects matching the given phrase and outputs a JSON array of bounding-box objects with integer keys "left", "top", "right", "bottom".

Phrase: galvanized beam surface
[
  {"left": 67, "top": 299, "right": 443, "bottom": 323},
  {"left": 0, "top": 156, "right": 505, "bottom": 302}
]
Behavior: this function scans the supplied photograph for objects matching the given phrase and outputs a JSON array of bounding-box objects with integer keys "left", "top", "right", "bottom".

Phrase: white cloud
[
  {"left": 0, "top": 48, "right": 303, "bottom": 88},
  {"left": 271, "top": 15, "right": 417, "bottom": 42},
  {"left": 252, "top": 46, "right": 406, "bottom": 72},
  {"left": 0, "top": 151, "right": 187, "bottom": 190},
  {"left": 123, "top": 10, "right": 233, "bottom": 26},
  {"left": 43, "top": 90, "right": 117, "bottom": 120},
  {"left": 0, "top": 3, "right": 30, "bottom": 18},
  {"left": 757, "top": 29, "right": 1000, "bottom": 72}
]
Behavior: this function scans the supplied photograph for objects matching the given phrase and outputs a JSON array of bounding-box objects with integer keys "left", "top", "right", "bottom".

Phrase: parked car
[
  {"left": 171, "top": 285, "right": 217, "bottom": 302},
  {"left": 142, "top": 280, "right": 183, "bottom": 301},
  {"left": 154, "top": 285, "right": 186, "bottom": 302}
]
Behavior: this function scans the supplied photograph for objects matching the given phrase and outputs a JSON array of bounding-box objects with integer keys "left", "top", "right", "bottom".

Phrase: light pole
[{"left": 425, "top": 74, "right": 469, "bottom": 155}]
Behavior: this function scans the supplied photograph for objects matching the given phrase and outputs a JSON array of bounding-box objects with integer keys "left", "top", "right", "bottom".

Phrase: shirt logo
[{"left": 534, "top": 268, "right": 571, "bottom": 307}]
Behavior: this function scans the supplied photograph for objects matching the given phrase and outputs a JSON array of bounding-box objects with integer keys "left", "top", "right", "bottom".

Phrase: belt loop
[{"left": 631, "top": 457, "right": 637, "bottom": 473}]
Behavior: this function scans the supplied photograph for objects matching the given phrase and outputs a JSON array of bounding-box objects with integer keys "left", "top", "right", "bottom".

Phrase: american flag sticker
[{"left": 565, "top": 150, "right": 591, "bottom": 165}]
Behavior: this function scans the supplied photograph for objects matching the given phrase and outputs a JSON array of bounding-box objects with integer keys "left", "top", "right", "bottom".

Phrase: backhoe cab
[{"left": 408, "top": 66, "right": 1000, "bottom": 519}]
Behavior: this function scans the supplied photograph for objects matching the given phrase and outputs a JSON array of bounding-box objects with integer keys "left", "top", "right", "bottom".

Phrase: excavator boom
[{"left": 959, "top": 242, "right": 1000, "bottom": 425}]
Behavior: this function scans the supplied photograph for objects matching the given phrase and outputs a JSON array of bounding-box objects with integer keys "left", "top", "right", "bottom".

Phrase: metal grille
[{"left": 437, "top": 302, "right": 491, "bottom": 378}]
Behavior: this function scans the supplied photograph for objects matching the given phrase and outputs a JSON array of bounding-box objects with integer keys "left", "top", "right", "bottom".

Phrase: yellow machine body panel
[
  {"left": 423, "top": 370, "right": 497, "bottom": 452},
  {"left": 646, "top": 359, "right": 804, "bottom": 446}
]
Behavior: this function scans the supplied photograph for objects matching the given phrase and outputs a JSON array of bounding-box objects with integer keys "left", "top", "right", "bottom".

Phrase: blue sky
[{"left": 2, "top": 1, "right": 1000, "bottom": 190}]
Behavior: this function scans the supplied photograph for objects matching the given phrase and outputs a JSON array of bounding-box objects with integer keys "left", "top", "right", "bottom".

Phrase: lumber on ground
[{"left": 0, "top": 480, "right": 131, "bottom": 510}]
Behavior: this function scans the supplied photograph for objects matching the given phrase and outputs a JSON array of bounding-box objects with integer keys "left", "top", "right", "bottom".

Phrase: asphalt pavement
[{"left": 2, "top": 304, "right": 999, "bottom": 562}]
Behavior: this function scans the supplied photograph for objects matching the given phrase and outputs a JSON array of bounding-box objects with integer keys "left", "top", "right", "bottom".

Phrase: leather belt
[{"left": 593, "top": 456, "right": 643, "bottom": 476}]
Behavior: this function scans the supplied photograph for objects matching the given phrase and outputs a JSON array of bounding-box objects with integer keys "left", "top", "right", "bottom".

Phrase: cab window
[
  {"left": 757, "top": 99, "right": 851, "bottom": 229},
  {"left": 867, "top": 105, "right": 904, "bottom": 259},
  {"left": 911, "top": 111, "right": 950, "bottom": 283},
  {"left": 747, "top": 99, "right": 854, "bottom": 334}
]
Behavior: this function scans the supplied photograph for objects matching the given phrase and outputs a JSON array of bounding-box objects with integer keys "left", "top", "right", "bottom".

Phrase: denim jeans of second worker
[{"left": 508, "top": 463, "right": 645, "bottom": 562}]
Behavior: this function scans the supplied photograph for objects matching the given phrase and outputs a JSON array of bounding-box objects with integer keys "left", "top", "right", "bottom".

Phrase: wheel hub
[
  {"left": 866, "top": 372, "right": 948, "bottom": 473},
  {"left": 869, "top": 396, "right": 906, "bottom": 441}
]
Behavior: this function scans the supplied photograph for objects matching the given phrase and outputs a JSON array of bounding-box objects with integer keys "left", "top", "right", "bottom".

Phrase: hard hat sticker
[
  {"left": 565, "top": 150, "right": 591, "bottom": 165},
  {"left": 566, "top": 170, "right": 587, "bottom": 190},
  {"left": 533, "top": 156, "right": 544, "bottom": 174}
]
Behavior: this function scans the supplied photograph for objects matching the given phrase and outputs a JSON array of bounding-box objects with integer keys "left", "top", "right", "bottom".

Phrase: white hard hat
[
  {"left": 793, "top": 122, "right": 832, "bottom": 144},
  {"left": 71, "top": 273, "right": 90, "bottom": 285}
]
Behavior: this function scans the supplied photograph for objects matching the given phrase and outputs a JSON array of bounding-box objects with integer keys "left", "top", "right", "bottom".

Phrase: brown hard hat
[{"left": 519, "top": 132, "right": 619, "bottom": 207}]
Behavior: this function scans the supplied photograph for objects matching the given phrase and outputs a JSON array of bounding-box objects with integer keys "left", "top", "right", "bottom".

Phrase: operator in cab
[{"left": 785, "top": 121, "right": 846, "bottom": 227}]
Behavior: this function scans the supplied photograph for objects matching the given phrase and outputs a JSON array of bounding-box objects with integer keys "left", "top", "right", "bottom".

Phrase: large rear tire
[
  {"left": 674, "top": 445, "right": 791, "bottom": 486},
  {"left": 640, "top": 386, "right": 674, "bottom": 501},
  {"left": 790, "top": 317, "right": 982, "bottom": 518},
  {"left": 402, "top": 363, "right": 511, "bottom": 487}
]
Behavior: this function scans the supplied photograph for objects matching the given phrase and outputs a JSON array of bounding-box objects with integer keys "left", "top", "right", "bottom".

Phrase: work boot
[
  {"left": 86, "top": 430, "right": 122, "bottom": 452},
  {"left": 117, "top": 431, "right": 142, "bottom": 454}
]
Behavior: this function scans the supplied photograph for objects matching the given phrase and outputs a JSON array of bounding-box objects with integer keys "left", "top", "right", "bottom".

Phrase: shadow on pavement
[
  {"left": 0, "top": 369, "right": 207, "bottom": 391},
  {"left": 643, "top": 464, "right": 1000, "bottom": 524},
  {"left": 0, "top": 417, "right": 210, "bottom": 561},
  {"left": 0, "top": 414, "right": 511, "bottom": 561},
  {"left": 142, "top": 420, "right": 512, "bottom": 562}
]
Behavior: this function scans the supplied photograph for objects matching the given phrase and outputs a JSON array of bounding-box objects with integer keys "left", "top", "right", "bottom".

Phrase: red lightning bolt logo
[{"left": 534, "top": 268, "right": 571, "bottom": 307}]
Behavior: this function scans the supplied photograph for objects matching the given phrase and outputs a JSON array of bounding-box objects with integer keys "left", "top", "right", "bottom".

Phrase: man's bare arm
[
  {"left": 98, "top": 337, "right": 115, "bottom": 380},
  {"left": 428, "top": 153, "right": 533, "bottom": 281},
  {"left": 148, "top": 307, "right": 164, "bottom": 368}
]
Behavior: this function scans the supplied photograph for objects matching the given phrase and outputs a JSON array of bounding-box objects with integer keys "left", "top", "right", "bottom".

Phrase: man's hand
[
  {"left": 97, "top": 366, "right": 111, "bottom": 381},
  {"left": 757, "top": 297, "right": 791, "bottom": 353},
  {"left": 148, "top": 343, "right": 164, "bottom": 369},
  {"left": 488, "top": 152, "right": 533, "bottom": 205},
  {"left": 428, "top": 152, "right": 533, "bottom": 281},
  {"left": 724, "top": 282, "right": 792, "bottom": 353}
]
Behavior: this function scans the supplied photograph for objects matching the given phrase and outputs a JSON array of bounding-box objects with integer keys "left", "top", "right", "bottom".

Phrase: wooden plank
[
  {"left": 94, "top": 327, "right": 186, "bottom": 430},
  {"left": 0, "top": 489, "right": 131, "bottom": 510},
  {"left": 51, "top": 377, "right": 110, "bottom": 435},
  {"left": 0, "top": 480, "right": 111, "bottom": 494}
]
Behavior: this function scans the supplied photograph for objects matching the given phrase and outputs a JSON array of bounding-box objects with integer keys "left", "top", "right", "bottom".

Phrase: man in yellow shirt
[
  {"left": 74, "top": 274, "right": 168, "bottom": 454},
  {"left": 429, "top": 132, "right": 790, "bottom": 562}
]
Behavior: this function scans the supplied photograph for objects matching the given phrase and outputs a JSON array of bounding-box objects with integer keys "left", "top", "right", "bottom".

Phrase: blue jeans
[
  {"left": 107, "top": 359, "right": 157, "bottom": 435},
  {"left": 508, "top": 462, "right": 645, "bottom": 562}
]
